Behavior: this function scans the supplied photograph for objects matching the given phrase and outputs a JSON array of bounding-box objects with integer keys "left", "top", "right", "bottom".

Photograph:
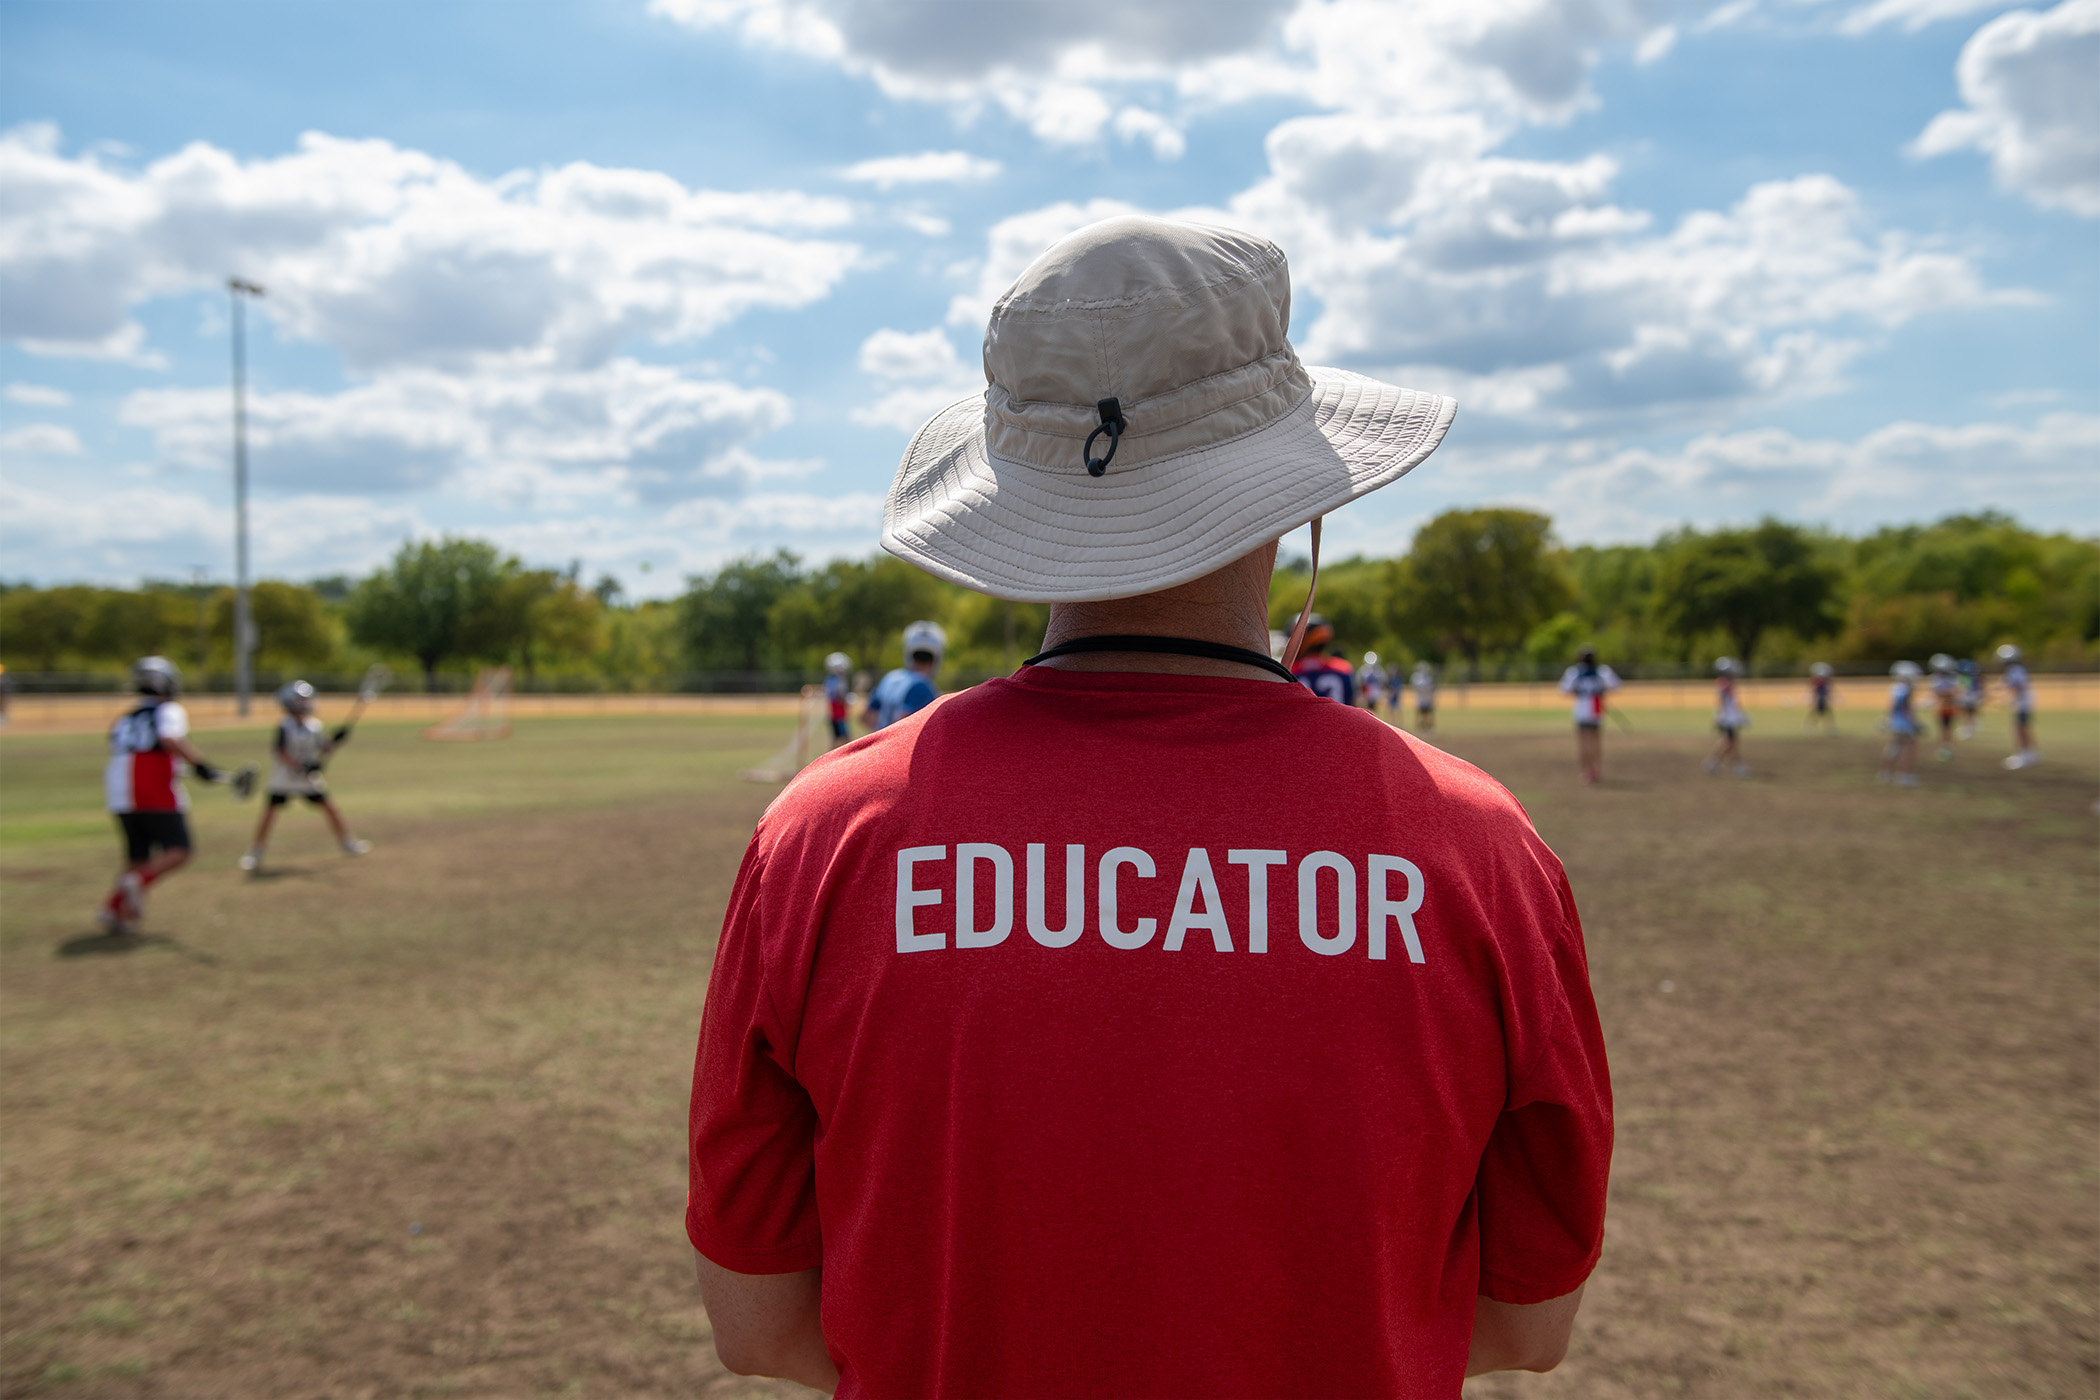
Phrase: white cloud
[
  {"left": 651, "top": 0, "right": 1686, "bottom": 151},
  {"left": 1227, "top": 152, "right": 2005, "bottom": 424},
  {"left": 1517, "top": 412, "right": 2100, "bottom": 538},
  {"left": 1839, "top": 0, "right": 2017, "bottom": 33},
  {"left": 1911, "top": 0, "right": 2100, "bottom": 217},
  {"left": 3, "top": 382, "right": 71, "bottom": 406},
  {"left": 851, "top": 326, "right": 980, "bottom": 431},
  {"left": 119, "top": 359, "right": 796, "bottom": 506},
  {"left": 839, "top": 150, "right": 1001, "bottom": 188},
  {"left": 0, "top": 124, "right": 865, "bottom": 368},
  {"left": 0, "top": 422, "right": 84, "bottom": 455},
  {"left": 0, "top": 475, "right": 426, "bottom": 584}
]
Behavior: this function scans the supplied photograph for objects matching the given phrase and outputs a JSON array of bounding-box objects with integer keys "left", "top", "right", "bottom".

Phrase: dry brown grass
[{"left": 2, "top": 711, "right": 2093, "bottom": 1398}]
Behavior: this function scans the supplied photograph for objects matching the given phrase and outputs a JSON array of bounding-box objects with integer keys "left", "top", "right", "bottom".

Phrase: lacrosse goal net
[
  {"left": 423, "top": 666, "right": 513, "bottom": 741},
  {"left": 739, "top": 686, "right": 833, "bottom": 783}
]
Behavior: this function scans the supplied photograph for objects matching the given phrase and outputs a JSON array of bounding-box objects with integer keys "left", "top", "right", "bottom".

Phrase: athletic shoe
[
  {"left": 1937, "top": 746, "right": 1955, "bottom": 762},
  {"left": 1895, "top": 772, "right": 1920, "bottom": 786},
  {"left": 238, "top": 849, "right": 262, "bottom": 872},
  {"left": 117, "top": 872, "right": 143, "bottom": 922},
  {"left": 1732, "top": 763, "right": 1750, "bottom": 778},
  {"left": 341, "top": 838, "right": 372, "bottom": 856},
  {"left": 1702, "top": 758, "right": 1721, "bottom": 775},
  {"left": 95, "top": 907, "right": 134, "bottom": 936}
]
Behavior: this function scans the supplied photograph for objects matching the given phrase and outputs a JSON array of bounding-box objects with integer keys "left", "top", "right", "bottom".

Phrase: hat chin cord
[{"left": 1278, "top": 517, "right": 1322, "bottom": 671}]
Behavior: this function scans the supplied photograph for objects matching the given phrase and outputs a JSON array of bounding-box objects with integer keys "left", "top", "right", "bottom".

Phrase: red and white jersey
[
  {"left": 1559, "top": 664, "right": 1620, "bottom": 723},
  {"left": 105, "top": 700, "right": 190, "bottom": 813}
]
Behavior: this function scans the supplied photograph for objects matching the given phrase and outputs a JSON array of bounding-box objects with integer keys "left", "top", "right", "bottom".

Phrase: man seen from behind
[{"left": 686, "top": 217, "right": 1613, "bottom": 1398}]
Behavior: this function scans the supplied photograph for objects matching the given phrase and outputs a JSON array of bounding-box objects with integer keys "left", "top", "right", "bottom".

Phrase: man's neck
[{"left": 1033, "top": 542, "right": 1286, "bottom": 682}]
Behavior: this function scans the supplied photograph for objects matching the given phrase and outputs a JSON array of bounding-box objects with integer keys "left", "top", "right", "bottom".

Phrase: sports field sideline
[
  {"left": 1, "top": 705, "right": 2094, "bottom": 1397},
  {"left": 6, "top": 672, "right": 2096, "bottom": 736}
]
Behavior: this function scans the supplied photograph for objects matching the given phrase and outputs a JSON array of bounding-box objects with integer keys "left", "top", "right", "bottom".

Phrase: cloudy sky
[{"left": 2, "top": 0, "right": 2094, "bottom": 594}]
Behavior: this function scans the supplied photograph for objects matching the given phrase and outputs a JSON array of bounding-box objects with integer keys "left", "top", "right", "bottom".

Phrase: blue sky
[{"left": 2, "top": 0, "right": 2094, "bottom": 594}]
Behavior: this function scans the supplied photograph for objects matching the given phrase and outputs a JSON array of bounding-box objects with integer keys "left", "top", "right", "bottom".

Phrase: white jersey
[
  {"left": 1715, "top": 677, "right": 1747, "bottom": 729},
  {"left": 1412, "top": 671, "right": 1437, "bottom": 707},
  {"left": 1558, "top": 664, "right": 1620, "bottom": 724},
  {"left": 270, "top": 714, "right": 332, "bottom": 795},
  {"left": 2003, "top": 662, "right": 2032, "bottom": 713},
  {"left": 1887, "top": 679, "right": 1919, "bottom": 734}
]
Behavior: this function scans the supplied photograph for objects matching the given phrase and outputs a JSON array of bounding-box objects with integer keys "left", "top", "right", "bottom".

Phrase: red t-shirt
[{"left": 688, "top": 667, "right": 1612, "bottom": 1398}]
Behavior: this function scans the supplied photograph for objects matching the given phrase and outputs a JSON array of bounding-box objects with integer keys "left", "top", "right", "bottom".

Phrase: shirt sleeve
[
  {"left": 1475, "top": 868, "right": 1613, "bottom": 1305},
  {"left": 156, "top": 702, "right": 190, "bottom": 741},
  {"left": 686, "top": 833, "right": 824, "bottom": 1275}
]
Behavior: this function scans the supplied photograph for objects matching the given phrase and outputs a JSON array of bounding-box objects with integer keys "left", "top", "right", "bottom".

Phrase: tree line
[{"left": 3, "top": 511, "right": 2093, "bottom": 689}]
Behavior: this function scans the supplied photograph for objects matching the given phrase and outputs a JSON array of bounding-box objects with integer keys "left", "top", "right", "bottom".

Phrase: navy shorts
[
  {"left": 267, "top": 791, "right": 329, "bottom": 808},
  {"left": 116, "top": 811, "right": 190, "bottom": 863}
]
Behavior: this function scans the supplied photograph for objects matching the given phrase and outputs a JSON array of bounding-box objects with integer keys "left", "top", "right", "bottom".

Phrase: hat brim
[{"left": 881, "top": 368, "right": 1456, "bottom": 603}]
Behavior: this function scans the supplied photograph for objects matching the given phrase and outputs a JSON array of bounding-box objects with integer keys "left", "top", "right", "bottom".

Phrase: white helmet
[
  {"left": 1928, "top": 653, "right": 1955, "bottom": 673},
  {"left": 1891, "top": 660, "right": 1924, "bottom": 679},
  {"left": 824, "top": 652, "right": 851, "bottom": 676},
  {"left": 1996, "top": 643, "right": 2022, "bottom": 663},
  {"left": 1362, "top": 650, "right": 1379, "bottom": 667},
  {"left": 1714, "top": 657, "right": 1739, "bottom": 675},
  {"left": 132, "top": 655, "right": 181, "bottom": 697},
  {"left": 278, "top": 679, "right": 316, "bottom": 714},
  {"left": 902, "top": 620, "right": 947, "bottom": 666},
  {"left": 1809, "top": 661, "right": 1833, "bottom": 678}
]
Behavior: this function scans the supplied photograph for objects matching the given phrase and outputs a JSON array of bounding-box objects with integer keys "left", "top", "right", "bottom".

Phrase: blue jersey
[
  {"left": 868, "top": 667, "right": 938, "bottom": 729},
  {"left": 1292, "top": 656, "right": 1355, "bottom": 704}
]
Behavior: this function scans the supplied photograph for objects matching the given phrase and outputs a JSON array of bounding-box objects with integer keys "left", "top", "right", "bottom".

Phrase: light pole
[{"left": 228, "top": 277, "right": 265, "bottom": 716}]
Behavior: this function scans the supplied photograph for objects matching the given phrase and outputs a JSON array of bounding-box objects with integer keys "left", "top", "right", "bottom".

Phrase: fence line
[{"left": 5, "top": 674, "right": 2093, "bottom": 737}]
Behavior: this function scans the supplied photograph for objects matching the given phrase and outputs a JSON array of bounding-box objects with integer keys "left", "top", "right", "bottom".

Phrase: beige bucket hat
[{"left": 880, "top": 215, "right": 1457, "bottom": 603}]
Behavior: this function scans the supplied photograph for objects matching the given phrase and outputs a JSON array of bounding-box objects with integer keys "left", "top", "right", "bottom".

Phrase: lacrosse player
[
  {"left": 1956, "top": 657, "right": 1981, "bottom": 739},
  {"left": 1805, "top": 662, "right": 1839, "bottom": 735},
  {"left": 1704, "top": 657, "right": 1750, "bottom": 776},
  {"left": 864, "top": 622, "right": 944, "bottom": 731},
  {"left": 1357, "top": 650, "right": 1387, "bottom": 714},
  {"left": 99, "top": 657, "right": 242, "bottom": 933},
  {"left": 1411, "top": 660, "right": 1438, "bottom": 731},
  {"left": 1878, "top": 660, "right": 1924, "bottom": 786},
  {"left": 823, "top": 652, "right": 853, "bottom": 743},
  {"left": 1559, "top": 646, "right": 1621, "bottom": 784},
  {"left": 1289, "top": 614, "right": 1356, "bottom": 703},
  {"left": 1928, "top": 654, "right": 1961, "bottom": 761},
  {"left": 1997, "top": 644, "right": 2038, "bottom": 768},
  {"left": 239, "top": 680, "right": 370, "bottom": 872}
]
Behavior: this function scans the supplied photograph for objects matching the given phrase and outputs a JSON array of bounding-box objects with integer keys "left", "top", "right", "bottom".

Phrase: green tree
[
  {"left": 1653, "top": 520, "right": 1840, "bottom": 667},
  {"left": 1389, "top": 509, "right": 1573, "bottom": 677},
  {"left": 211, "top": 581, "right": 338, "bottom": 671},
  {"left": 497, "top": 569, "right": 604, "bottom": 682},
  {"left": 768, "top": 554, "right": 950, "bottom": 674},
  {"left": 678, "top": 551, "right": 803, "bottom": 672},
  {"left": 79, "top": 588, "right": 187, "bottom": 664},
  {"left": 0, "top": 586, "right": 99, "bottom": 670},
  {"left": 345, "top": 537, "right": 525, "bottom": 690}
]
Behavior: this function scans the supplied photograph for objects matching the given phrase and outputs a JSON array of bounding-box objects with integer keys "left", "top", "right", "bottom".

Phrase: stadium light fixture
[{"left": 227, "top": 277, "right": 265, "bottom": 716}]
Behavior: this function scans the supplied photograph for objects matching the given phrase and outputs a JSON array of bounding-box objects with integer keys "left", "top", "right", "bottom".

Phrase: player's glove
[
  {"left": 193, "top": 761, "right": 222, "bottom": 783},
  {"left": 330, "top": 726, "right": 350, "bottom": 743},
  {"left": 303, "top": 762, "right": 323, "bottom": 776}
]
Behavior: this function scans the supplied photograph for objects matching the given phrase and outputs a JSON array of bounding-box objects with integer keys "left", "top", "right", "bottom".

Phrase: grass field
[{"left": 2, "top": 702, "right": 2095, "bottom": 1398}]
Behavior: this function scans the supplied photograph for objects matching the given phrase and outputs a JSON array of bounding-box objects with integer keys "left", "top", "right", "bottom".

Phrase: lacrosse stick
[
  {"left": 1608, "top": 707, "right": 1634, "bottom": 733},
  {"left": 337, "top": 664, "right": 393, "bottom": 737},
  {"left": 199, "top": 763, "right": 259, "bottom": 799}
]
